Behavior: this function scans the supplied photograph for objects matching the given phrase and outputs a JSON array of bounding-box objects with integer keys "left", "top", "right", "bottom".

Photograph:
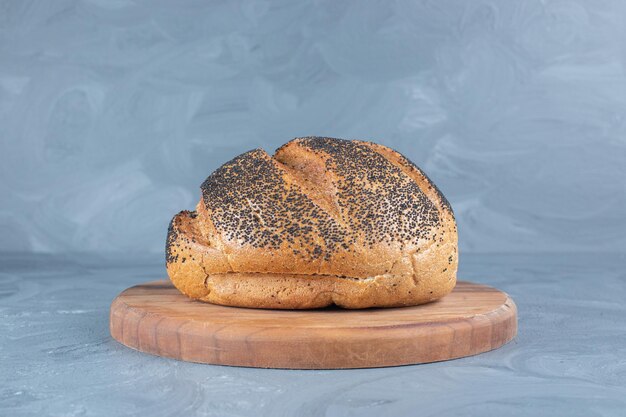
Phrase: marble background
[
  {"left": 1, "top": 0, "right": 625, "bottom": 255},
  {"left": 2, "top": 3, "right": 626, "bottom": 416}
]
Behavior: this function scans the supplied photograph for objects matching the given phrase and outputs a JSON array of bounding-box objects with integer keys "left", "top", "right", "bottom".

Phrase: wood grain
[{"left": 109, "top": 280, "right": 517, "bottom": 369}]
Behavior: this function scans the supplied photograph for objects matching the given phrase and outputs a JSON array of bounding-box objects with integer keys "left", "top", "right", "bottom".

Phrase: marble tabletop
[{"left": 1, "top": 252, "right": 625, "bottom": 417}]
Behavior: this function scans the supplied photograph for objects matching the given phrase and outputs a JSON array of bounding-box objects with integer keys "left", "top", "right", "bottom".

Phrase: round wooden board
[{"left": 110, "top": 280, "right": 517, "bottom": 369}]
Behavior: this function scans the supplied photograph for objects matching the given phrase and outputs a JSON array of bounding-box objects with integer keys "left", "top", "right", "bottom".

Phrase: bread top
[{"left": 179, "top": 137, "right": 455, "bottom": 279}]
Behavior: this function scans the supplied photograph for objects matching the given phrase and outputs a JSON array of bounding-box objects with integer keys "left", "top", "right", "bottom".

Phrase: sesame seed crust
[{"left": 200, "top": 148, "right": 344, "bottom": 262}]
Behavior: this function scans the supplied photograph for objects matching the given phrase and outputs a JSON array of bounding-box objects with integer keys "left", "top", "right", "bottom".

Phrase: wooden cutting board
[{"left": 110, "top": 280, "right": 517, "bottom": 369}]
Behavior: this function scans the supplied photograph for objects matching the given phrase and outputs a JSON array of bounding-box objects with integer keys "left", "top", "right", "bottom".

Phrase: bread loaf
[{"left": 166, "top": 137, "right": 457, "bottom": 309}]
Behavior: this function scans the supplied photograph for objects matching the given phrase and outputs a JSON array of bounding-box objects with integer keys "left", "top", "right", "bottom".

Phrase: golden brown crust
[{"left": 166, "top": 137, "right": 458, "bottom": 309}]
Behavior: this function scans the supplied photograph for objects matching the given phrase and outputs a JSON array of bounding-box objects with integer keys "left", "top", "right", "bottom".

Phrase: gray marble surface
[
  {"left": 1, "top": 252, "right": 625, "bottom": 417},
  {"left": 2, "top": 2, "right": 625, "bottom": 415}
]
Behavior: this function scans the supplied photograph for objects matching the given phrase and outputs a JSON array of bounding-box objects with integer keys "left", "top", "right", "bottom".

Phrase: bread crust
[{"left": 166, "top": 137, "right": 457, "bottom": 309}]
